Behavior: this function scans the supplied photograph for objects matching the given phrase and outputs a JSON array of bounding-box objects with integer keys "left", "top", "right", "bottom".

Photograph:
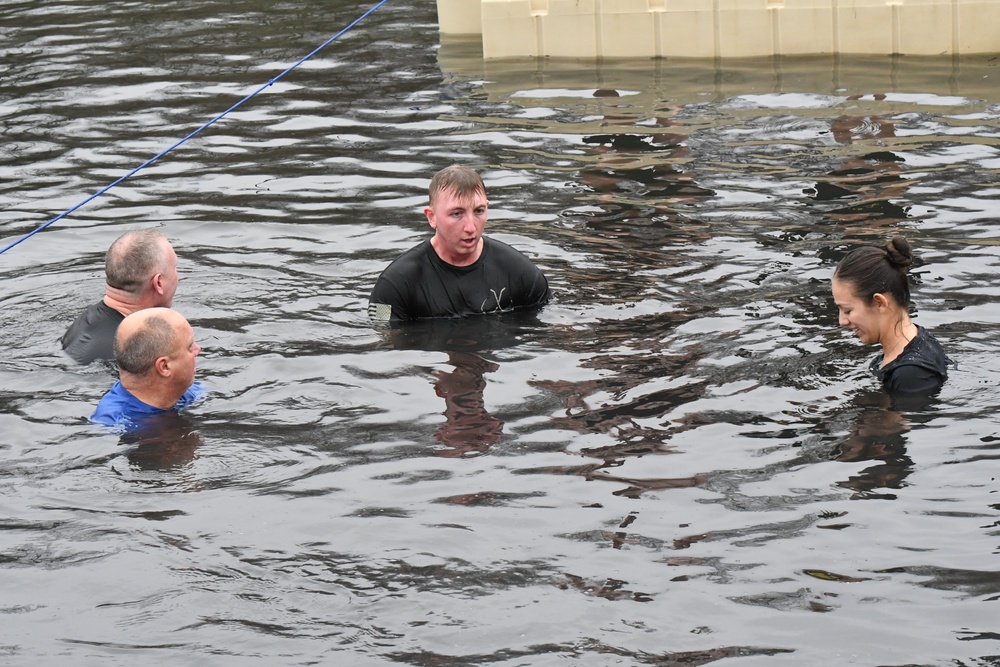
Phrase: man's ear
[
  {"left": 872, "top": 293, "right": 890, "bottom": 311},
  {"left": 150, "top": 272, "right": 165, "bottom": 295},
  {"left": 154, "top": 355, "right": 171, "bottom": 378},
  {"left": 424, "top": 206, "right": 436, "bottom": 229}
]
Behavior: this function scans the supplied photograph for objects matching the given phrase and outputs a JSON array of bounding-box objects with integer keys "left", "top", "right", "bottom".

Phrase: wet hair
[
  {"left": 105, "top": 230, "right": 169, "bottom": 294},
  {"left": 834, "top": 235, "right": 914, "bottom": 308},
  {"left": 116, "top": 314, "right": 176, "bottom": 375},
  {"left": 428, "top": 164, "right": 486, "bottom": 205}
]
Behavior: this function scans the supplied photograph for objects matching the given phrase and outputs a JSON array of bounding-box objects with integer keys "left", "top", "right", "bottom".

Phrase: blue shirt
[{"left": 90, "top": 381, "right": 205, "bottom": 430}]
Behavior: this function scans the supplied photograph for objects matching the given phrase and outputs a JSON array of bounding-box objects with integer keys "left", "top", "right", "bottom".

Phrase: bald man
[
  {"left": 62, "top": 229, "right": 179, "bottom": 365},
  {"left": 90, "top": 308, "right": 203, "bottom": 429}
]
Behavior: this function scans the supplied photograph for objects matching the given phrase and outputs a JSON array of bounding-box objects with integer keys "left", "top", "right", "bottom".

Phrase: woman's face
[{"left": 832, "top": 277, "right": 887, "bottom": 346}]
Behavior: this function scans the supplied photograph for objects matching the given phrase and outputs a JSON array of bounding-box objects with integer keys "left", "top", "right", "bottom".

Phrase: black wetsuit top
[
  {"left": 869, "top": 325, "right": 951, "bottom": 395},
  {"left": 61, "top": 300, "right": 124, "bottom": 364},
  {"left": 368, "top": 237, "right": 550, "bottom": 322}
]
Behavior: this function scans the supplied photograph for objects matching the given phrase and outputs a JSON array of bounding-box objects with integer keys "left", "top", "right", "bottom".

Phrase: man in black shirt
[
  {"left": 368, "top": 165, "right": 550, "bottom": 322},
  {"left": 62, "top": 229, "right": 180, "bottom": 364}
]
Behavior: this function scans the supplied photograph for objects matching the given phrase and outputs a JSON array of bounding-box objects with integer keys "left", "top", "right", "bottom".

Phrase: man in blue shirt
[{"left": 91, "top": 307, "right": 203, "bottom": 430}]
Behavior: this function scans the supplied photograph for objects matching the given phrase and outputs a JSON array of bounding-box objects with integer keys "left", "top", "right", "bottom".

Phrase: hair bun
[{"left": 884, "top": 235, "right": 913, "bottom": 271}]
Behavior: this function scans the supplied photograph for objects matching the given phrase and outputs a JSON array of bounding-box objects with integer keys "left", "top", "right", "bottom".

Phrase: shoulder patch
[{"left": 368, "top": 302, "right": 392, "bottom": 322}]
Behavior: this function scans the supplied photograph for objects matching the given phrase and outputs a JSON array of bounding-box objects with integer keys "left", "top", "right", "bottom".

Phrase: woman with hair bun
[{"left": 831, "top": 235, "right": 951, "bottom": 395}]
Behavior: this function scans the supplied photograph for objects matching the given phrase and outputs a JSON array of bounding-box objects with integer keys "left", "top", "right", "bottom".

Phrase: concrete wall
[{"left": 437, "top": 0, "right": 1000, "bottom": 57}]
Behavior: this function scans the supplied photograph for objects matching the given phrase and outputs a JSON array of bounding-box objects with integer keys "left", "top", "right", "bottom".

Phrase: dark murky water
[{"left": 2, "top": 1, "right": 999, "bottom": 664}]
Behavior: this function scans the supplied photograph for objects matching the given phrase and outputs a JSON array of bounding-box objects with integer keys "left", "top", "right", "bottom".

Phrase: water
[{"left": 2, "top": 0, "right": 999, "bottom": 664}]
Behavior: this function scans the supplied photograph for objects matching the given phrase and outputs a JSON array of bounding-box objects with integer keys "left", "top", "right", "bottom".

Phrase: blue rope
[{"left": 1, "top": 0, "right": 391, "bottom": 256}]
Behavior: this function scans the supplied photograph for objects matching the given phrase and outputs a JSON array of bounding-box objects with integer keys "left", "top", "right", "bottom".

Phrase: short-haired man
[
  {"left": 90, "top": 308, "right": 203, "bottom": 429},
  {"left": 368, "top": 165, "right": 550, "bottom": 322},
  {"left": 62, "top": 229, "right": 179, "bottom": 364}
]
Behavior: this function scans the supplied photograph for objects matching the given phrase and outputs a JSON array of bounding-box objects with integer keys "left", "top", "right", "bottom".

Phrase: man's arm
[{"left": 369, "top": 273, "right": 410, "bottom": 322}]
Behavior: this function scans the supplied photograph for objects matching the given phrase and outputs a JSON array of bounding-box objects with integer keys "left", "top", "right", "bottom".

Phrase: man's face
[
  {"left": 158, "top": 242, "right": 179, "bottom": 307},
  {"left": 168, "top": 318, "right": 200, "bottom": 391},
  {"left": 425, "top": 186, "right": 488, "bottom": 266}
]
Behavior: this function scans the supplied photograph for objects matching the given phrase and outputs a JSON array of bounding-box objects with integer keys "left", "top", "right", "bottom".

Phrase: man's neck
[
  {"left": 104, "top": 287, "right": 160, "bottom": 317},
  {"left": 430, "top": 236, "right": 484, "bottom": 267},
  {"left": 121, "top": 376, "right": 185, "bottom": 410}
]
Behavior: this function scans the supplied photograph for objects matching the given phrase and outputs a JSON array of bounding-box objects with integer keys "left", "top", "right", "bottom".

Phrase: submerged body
[
  {"left": 90, "top": 307, "right": 204, "bottom": 430},
  {"left": 832, "top": 236, "right": 951, "bottom": 395},
  {"left": 369, "top": 237, "right": 549, "bottom": 322},
  {"left": 91, "top": 380, "right": 205, "bottom": 430},
  {"left": 368, "top": 164, "right": 550, "bottom": 323},
  {"left": 62, "top": 230, "right": 179, "bottom": 364},
  {"left": 868, "top": 324, "right": 949, "bottom": 395}
]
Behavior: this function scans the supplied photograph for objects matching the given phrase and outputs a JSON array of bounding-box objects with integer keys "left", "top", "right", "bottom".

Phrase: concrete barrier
[{"left": 437, "top": 0, "right": 1000, "bottom": 58}]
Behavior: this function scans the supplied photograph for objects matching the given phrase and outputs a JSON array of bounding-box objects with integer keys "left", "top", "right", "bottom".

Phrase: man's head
[
  {"left": 115, "top": 308, "right": 200, "bottom": 403},
  {"left": 428, "top": 164, "right": 487, "bottom": 206},
  {"left": 105, "top": 230, "right": 178, "bottom": 309},
  {"left": 425, "top": 165, "right": 489, "bottom": 267}
]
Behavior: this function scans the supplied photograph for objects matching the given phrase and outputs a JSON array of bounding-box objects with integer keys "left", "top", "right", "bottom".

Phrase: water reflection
[
  {"left": 378, "top": 313, "right": 545, "bottom": 457},
  {"left": 831, "top": 390, "right": 913, "bottom": 499},
  {"left": 118, "top": 411, "right": 204, "bottom": 470},
  {"left": 578, "top": 91, "right": 715, "bottom": 219},
  {"left": 806, "top": 94, "right": 911, "bottom": 229},
  {"left": 432, "top": 351, "right": 504, "bottom": 456}
]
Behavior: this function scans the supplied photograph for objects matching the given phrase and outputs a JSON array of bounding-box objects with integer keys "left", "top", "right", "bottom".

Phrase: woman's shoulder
[
  {"left": 909, "top": 325, "right": 950, "bottom": 365},
  {"left": 879, "top": 325, "right": 951, "bottom": 394}
]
